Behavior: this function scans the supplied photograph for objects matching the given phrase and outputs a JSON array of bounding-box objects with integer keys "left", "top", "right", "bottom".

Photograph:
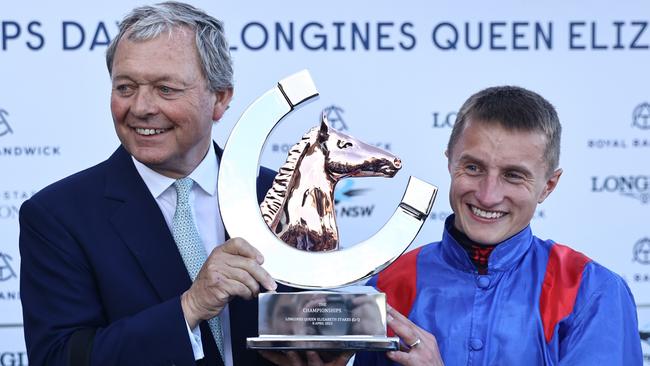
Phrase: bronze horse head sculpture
[{"left": 260, "top": 113, "right": 402, "bottom": 252}]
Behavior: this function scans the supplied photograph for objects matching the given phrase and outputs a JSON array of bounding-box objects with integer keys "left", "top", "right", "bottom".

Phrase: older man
[
  {"left": 354, "top": 86, "right": 643, "bottom": 365},
  {"left": 19, "top": 2, "right": 280, "bottom": 365}
]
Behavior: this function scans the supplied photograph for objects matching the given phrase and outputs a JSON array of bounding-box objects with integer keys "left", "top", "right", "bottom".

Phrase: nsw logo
[
  {"left": 633, "top": 102, "right": 650, "bottom": 130},
  {"left": 334, "top": 180, "right": 370, "bottom": 204},
  {"left": 633, "top": 238, "right": 650, "bottom": 265},
  {"left": 0, "top": 252, "right": 17, "bottom": 282},
  {"left": 334, "top": 180, "right": 375, "bottom": 218},
  {"left": 0, "top": 109, "right": 13, "bottom": 137}
]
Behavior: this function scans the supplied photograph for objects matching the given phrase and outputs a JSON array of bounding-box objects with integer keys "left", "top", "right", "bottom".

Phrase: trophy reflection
[{"left": 260, "top": 293, "right": 385, "bottom": 338}]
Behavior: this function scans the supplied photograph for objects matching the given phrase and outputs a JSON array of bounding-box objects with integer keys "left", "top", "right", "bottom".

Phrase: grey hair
[
  {"left": 106, "top": 1, "right": 233, "bottom": 92},
  {"left": 447, "top": 86, "right": 562, "bottom": 176}
]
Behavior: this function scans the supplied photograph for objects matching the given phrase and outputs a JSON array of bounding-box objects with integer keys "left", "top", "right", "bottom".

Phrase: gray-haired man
[{"left": 20, "top": 2, "right": 280, "bottom": 365}]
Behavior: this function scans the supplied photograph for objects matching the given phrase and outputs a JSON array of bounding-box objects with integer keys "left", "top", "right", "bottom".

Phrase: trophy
[{"left": 218, "top": 70, "right": 437, "bottom": 351}]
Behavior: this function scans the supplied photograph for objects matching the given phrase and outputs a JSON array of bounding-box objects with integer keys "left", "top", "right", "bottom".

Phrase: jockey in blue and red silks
[{"left": 354, "top": 86, "right": 642, "bottom": 366}]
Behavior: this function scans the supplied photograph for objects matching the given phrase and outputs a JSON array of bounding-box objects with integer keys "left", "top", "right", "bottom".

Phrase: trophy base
[{"left": 247, "top": 336, "right": 399, "bottom": 351}]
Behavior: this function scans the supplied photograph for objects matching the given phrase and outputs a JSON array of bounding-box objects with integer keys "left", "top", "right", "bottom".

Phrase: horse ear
[{"left": 318, "top": 112, "right": 330, "bottom": 142}]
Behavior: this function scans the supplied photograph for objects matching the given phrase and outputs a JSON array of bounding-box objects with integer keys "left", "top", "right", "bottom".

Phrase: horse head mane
[{"left": 260, "top": 126, "right": 321, "bottom": 229}]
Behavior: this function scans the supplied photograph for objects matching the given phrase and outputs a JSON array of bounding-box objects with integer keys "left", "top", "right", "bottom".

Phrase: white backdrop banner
[{"left": 1, "top": 0, "right": 649, "bottom": 363}]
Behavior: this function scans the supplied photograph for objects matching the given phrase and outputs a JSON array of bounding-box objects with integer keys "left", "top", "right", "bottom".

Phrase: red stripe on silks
[
  {"left": 539, "top": 243, "right": 591, "bottom": 343},
  {"left": 376, "top": 247, "right": 421, "bottom": 337}
]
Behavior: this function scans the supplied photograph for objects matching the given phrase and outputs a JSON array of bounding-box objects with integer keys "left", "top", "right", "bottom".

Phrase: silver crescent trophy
[{"left": 218, "top": 70, "right": 438, "bottom": 351}]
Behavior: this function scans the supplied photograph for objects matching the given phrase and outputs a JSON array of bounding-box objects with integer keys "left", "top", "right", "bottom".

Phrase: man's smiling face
[
  {"left": 447, "top": 119, "right": 561, "bottom": 245},
  {"left": 110, "top": 27, "right": 231, "bottom": 178}
]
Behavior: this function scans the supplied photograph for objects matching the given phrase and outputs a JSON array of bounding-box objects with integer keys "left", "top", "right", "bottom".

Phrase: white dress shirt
[{"left": 132, "top": 142, "right": 233, "bottom": 366}]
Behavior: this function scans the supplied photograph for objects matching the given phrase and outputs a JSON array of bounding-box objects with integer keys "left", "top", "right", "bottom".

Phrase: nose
[
  {"left": 475, "top": 174, "right": 504, "bottom": 207},
  {"left": 131, "top": 88, "right": 158, "bottom": 118},
  {"left": 393, "top": 158, "right": 402, "bottom": 169}
]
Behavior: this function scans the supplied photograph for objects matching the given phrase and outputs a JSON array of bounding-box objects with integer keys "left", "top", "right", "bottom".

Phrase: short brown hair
[{"left": 447, "top": 86, "right": 561, "bottom": 175}]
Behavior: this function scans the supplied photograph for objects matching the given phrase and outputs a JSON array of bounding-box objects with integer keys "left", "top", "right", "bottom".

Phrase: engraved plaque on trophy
[{"left": 218, "top": 70, "right": 438, "bottom": 350}]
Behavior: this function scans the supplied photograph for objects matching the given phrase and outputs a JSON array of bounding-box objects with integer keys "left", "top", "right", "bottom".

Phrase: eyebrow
[
  {"left": 111, "top": 74, "right": 189, "bottom": 86},
  {"left": 458, "top": 153, "right": 534, "bottom": 177}
]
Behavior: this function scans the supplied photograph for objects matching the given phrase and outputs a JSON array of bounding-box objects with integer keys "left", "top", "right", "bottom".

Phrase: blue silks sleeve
[{"left": 556, "top": 262, "right": 642, "bottom": 365}]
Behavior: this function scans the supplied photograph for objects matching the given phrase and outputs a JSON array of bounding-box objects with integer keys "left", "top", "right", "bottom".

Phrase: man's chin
[{"left": 128, "top": 146, "right": 169, "bottom": 164}]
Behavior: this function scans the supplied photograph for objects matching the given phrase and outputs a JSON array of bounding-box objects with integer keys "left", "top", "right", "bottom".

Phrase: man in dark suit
[{"left": 19, "top": 2, "right": 280, "bottom": 365}]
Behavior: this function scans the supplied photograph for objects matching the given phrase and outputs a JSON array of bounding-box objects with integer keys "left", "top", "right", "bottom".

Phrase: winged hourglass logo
[{"left": 0, "top": 109, "right": 13, "bottom": 137}]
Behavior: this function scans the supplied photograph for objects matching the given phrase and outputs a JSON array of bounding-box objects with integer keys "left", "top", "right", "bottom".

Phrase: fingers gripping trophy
[{"left": 218, "top": 70, "right": 437, "bottom": 351}]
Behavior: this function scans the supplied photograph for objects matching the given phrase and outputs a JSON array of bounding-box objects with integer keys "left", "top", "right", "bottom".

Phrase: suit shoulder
[{"left": 32, "top": 160, "right": 109, "bottom": 202}]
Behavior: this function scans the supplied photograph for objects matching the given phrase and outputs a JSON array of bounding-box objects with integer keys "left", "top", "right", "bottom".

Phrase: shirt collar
[
  {"left": 132, "top": 142, "right": 218, "bottom": 198},
  {"left": 441, "top": 214, "right": 533, "bottom": 273},
  {"left": 188, "top": 142, "right": 218, "bottom": 197}
]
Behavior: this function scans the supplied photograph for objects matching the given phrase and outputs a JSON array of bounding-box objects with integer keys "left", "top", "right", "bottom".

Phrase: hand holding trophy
[{"left": 218, "top": 70, "right": 437, "bottom": 354}]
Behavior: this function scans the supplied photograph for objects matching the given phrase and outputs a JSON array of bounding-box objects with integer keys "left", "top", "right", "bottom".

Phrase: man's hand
[
  {"left": 258, "top": 350, "right": 353, "bottom": 366},
  {"left": 386, "top": 306, "right": 444, "bottom": 366},
  {"left": 181, "top": 237, "right": 277, "bottom": 328}
]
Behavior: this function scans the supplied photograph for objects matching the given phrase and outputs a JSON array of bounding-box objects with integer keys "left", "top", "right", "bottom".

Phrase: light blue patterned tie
[{"left": 172, "top": 177, "right": 224, "bottom": 361}]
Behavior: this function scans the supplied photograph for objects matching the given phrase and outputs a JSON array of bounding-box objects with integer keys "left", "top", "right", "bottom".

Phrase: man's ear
[
  {"left": 538, "top": 168, "right": 563, "bottom": 204},
  {"left": 212, "top": 87, "right": 234, "bottom": 121}
]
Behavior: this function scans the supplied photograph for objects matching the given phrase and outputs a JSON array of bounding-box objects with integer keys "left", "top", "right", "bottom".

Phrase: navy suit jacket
[{"left": 19, "top": 144, "right": 278, "bottom": 366}]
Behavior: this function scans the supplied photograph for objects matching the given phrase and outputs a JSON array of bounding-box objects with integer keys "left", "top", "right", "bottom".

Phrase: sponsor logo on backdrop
[
  {"left": 0, "top": 109, "right": 13, "bottom": 137},
  {"left": 633, "top": 102, "right": 650, "bottom": 130},
  {"left": 0, "top": 252, "right": 20, "bottom": 302},
  {"left": 334, "top": 180, "right": 375, "bottom": 218},
  {"left": 587, "top": 102, "right": 650, "bottom": 149},
  {"left": 271, "top": 105, "right": 392, "bottom": 153},
  {"left": 334, "top": 180, "right": 369, "bottom": 204},
  {"left": 591, "top": 175, "right": 649, "bottom": 204},
  {"left": 631, "top": 238, "right": 650, "bottom": 284},
  {"left": 0, "top": 108, "right": 62, "bottom": 157},
  {"left": 0, "top": 253, "right": 17, "bottom": 282},
  {"left": 0, "top": 191, "right": 35, "bottom": 221},
  {"left": 634, "top": 238, "right": 650, "bottom": 265},
  {"left": 431, "top": 111, "right": 457, "bottom": 129},
  {"left": 0, "top": 352, "right": 27, "bottom": 366},
  {"left": 323, "top": 105, "right": 348, "bottom": 131}
]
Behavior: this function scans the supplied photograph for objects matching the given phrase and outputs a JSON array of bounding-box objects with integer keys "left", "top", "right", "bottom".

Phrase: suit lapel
[
  {"left": 104, "top": 146, "right": 191, "bottom": 301},
  {"left": 102, "top": 144, "right": 277, "bottom": 365}
]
